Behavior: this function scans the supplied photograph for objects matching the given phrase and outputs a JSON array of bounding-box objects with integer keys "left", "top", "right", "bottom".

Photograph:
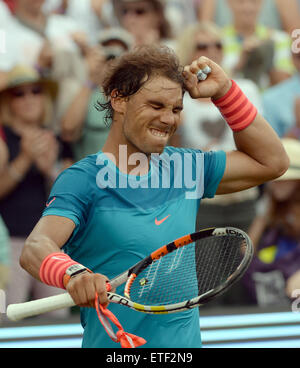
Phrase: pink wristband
[
  {"left": 212, "top": 80, "right": 258, "bottom": 132},
  {"left": 39, "top": 253, "right": 79, "bottom": 289}
]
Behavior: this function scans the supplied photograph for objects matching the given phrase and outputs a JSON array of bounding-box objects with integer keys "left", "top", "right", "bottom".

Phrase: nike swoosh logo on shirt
[
  {"left": 155, "top": 215, "right": 171, "bottom": 226},
  {"left": 46, "top": 197, "right": 56, "bottom": 207}
]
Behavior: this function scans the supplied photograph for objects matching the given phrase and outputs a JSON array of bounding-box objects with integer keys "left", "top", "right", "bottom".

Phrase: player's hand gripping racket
[{"left": 7, "top": 227, "right": 253, "bottom": 321}]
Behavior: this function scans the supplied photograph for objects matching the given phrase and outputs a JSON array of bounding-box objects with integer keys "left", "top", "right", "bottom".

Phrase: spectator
[
  {"left": 0, "top": 134, "right": 10, "bottom": 294},
  {"left": 0, "top": 128, "right": 8, "bottom": 168},
  {"left": 175, "top": 21, "right": 262, "bottom": 306},
  {"left": 0, "top": 72, "right": 8, "bottom": 94},
  {"left": 97, "top": 27, "right": 134, "bottom": 60},
  {"left": 199, "top": 0, "right": 300, "bottom": 35},
  {"left": 45, "top": 0, "right": 184, "bottom": 48},
  {"left": 220, "top": 0, "right": 295, "bottom": 89},
  {"left": 42, "top": 0, "right": 67, "bottom": 14},
  {"left": 0, "top": 0, "right": 14, "bottom": 26},
  {"left": 161, "top": 0, "right": 198, "bottom": 38},
  {"left": 61, "top": 28, "right": 134, "bottom": 162},
  {"left": 0, "top": 0, "right": 86, "bottom": 70},
  {"left": 0, "top": 65, "right": 73, "bottom": 317},
  {"left": 0, "top": 1, "right": 15, "bottom": 72},
  {"left": 245, "top": 138, "right": 300, "bottom": 307},
  {"left": 43, "top": 0, "right": 119, "bottom": 45},
  {"left": 0, "top": 215, "right": 9, "bottom": 294},
  {"left": 176, "top": 22, "right": 261, "bottom": 228},
  {"left": 63, "top": 0, "right": 118, "bottom": 45},
  {"left": 0, "top": 0, "right": 89, "bottom": 128},
  {"left": 262, "top": 50, "right": 300, "bottom": 138},
  {"left": 112, "top": 0, "right": 174, "bottom": 47},
  {"left": 2, "top": 0, "right": 16, "bottom": 13}
]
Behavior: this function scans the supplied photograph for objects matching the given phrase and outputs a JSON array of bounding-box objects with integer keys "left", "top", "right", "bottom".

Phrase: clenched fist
[{"left": 183, "top": 56, "right": 232, "bottom": 100}]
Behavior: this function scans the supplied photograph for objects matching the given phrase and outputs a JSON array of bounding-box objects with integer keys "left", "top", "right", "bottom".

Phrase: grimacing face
[{"left": 119, "top": 76, "right": 183, "bottom": 155}]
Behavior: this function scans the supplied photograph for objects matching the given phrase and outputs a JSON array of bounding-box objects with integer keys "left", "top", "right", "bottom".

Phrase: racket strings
[
  {"left": 131, "top": 245, "right": 197, "bottom": 305},
  {"left": 129, "top": 235, "right": 247, "bottom": 306},
  {"left": 196, "top": 236, "right": 244, "bottom": 294}
]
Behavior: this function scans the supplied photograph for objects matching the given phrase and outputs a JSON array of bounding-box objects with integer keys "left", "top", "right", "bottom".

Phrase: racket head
[{"left": 122, "top": 227, "right": 253, "bottom": 313}]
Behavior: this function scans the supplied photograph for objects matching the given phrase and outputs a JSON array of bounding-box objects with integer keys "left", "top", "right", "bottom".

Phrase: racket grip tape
[
  {"left": 7, "top": 283, "right": 113, "bottom": 321},
  {"left": 6, "top": 293, "right": 75, "bottom": 322}
]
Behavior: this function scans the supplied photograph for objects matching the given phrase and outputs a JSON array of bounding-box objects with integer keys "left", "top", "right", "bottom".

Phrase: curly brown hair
[{"left": 96, "top": 44, "right": 186, "bottom": 126}]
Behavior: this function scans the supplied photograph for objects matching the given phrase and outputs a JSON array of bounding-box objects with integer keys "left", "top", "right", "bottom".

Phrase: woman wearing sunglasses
[{"left": 0, "top": 65, "right": 73, "bottom": 318}]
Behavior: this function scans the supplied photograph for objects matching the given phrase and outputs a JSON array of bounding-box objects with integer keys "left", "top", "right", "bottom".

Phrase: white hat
[
  {"left": 97, "top": 28, "right": 134, "bottom": 50},
  {"left": 276, "top": 138, "right": 300, "bottom": 181}
]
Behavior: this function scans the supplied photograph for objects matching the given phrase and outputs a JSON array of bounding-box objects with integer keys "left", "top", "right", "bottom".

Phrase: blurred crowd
[{"left": 0, "top": 0, "right": 300, "bottom": 319}]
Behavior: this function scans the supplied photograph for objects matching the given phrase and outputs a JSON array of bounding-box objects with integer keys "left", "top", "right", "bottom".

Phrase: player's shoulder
[
  {"left": 164, "top": 146, "right": 224, "bottom": 160},
  {"left": 57, "top": 153, "right": 99, "bottom": 184},
  {"left": 163, "top": 146, "right": 225, "bottom": 174}
]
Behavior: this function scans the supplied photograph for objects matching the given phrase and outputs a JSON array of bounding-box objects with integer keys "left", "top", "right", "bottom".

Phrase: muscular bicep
[
  {"left": 216, "top": 113, "right": 289, "bottom": 195},
  {"left": 216, "top": 150, "right": 268, "bottom": 195},
  {"left": 29, "top": 215, "right": 76, "bottom": 248},
  {"left": 20, "top": 216, "right": 76, "bottom": 280}
]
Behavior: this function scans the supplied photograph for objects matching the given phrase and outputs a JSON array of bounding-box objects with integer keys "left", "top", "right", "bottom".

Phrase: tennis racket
[{"left": 7, "top": 227, "right": 253, "bottom": 321}]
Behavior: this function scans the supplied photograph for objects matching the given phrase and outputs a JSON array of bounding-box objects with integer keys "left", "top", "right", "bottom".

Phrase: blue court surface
[{"left": 0, "top": 306, "right": 299, "bottom": 348}]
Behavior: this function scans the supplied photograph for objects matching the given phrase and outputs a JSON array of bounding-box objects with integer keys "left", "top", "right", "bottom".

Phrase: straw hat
[
  {"left": 0, "top": 65, "right": 58, "bottom": 100},
  {"left": 275, "top": 138, "right": 300, "bottom": 181}
]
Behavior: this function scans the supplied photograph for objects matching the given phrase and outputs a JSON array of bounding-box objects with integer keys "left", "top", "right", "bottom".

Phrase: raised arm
[
  {"left": 183, "top": 56, "right": 289, "bottom": 194},
  {"left": 217, "top": 112, "right": 289, "bottom": 194}
]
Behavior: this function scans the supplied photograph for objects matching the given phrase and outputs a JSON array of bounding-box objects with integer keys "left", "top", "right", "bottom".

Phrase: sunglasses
[
  {"left": 195, "top": 42, "right": 223, "bottom": 51},
  {"left": 121, "top": 6, "right": 153, "bottom": 16},
  {"left": 10, "top": 85, "right": 44, "bottom": 98}
]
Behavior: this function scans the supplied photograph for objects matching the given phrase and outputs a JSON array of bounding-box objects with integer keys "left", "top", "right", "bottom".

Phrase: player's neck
[{"left": 102, "top": 130, "right": 150, "bottom": 176}]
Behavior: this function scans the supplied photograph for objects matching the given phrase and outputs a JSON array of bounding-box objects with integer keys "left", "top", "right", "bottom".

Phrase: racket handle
[
  {"left": 6, "top": 293, "right": 75, "bottom": 322},
  {"left": 7, "top": 273, "right": 129, "bottom": 321}
]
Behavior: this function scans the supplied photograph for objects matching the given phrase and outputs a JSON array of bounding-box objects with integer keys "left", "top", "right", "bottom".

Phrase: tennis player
[{"left": 20, "top": 45, "right": 289, "bottom": 348}]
